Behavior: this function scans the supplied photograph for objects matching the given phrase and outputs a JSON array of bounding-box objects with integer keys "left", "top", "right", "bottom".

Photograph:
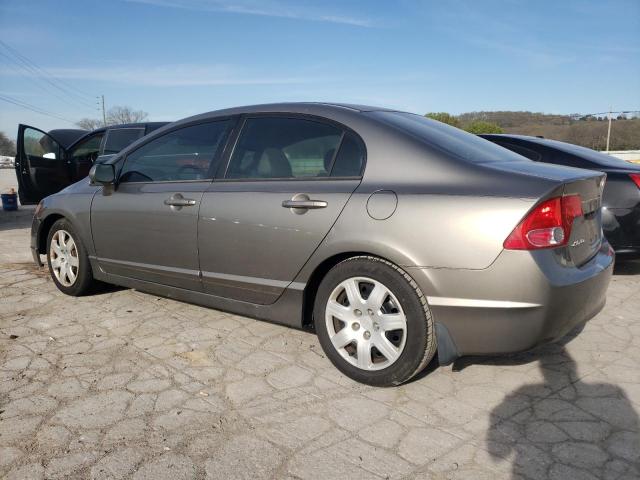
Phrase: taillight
[
  {"left": 630, "top": 173, "right": 640, "bottom": 189},
  {"left": 504, "top": 195, "right": 583, "bottom": 250}
]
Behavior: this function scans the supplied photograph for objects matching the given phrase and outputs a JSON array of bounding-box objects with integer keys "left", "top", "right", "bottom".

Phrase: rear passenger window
[
  {"left": 119, "top": 121, "right": 231, "bottom": 183},
  {"left": 330, "top": 132, "right": 365, "bottom": 177},
  {"left": 103, "top": 128, "right": 145, "bottom": 155},
  {"left": 495, "top": 142, "right": 542, "bottom": 162},
  {"left": 226, "top": 117, "right": 343, "bottom": 179}
]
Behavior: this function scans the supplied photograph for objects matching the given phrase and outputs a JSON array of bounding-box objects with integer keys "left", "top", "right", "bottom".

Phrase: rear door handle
[
  {"left": 164, "top": 193, "right": 196, "bottom": 208},
  {"left": 282, "top": 199, "right": 328, "bottom": 209}
]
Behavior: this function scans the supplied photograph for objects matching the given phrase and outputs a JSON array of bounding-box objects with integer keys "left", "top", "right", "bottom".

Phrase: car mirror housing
[{"left": 90, "top": 163, "right": 116, "bottom": 185}]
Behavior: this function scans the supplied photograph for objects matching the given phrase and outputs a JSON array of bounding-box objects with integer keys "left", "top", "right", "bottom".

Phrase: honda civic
[{"left": 30, "top": 103, "right": 614, "bottom": 386}]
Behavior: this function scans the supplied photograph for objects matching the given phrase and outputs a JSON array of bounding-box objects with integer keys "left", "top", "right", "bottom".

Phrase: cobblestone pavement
[{"left": 1, "top": 204, "right": 639, "bottom": 479}]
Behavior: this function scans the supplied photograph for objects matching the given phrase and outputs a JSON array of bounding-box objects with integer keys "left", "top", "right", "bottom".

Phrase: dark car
[
  {"left": 30, "top": 103, "right": 613, "bottom": 386},
  {"left": 481, "top": 134, "right": 640, "bottom": 258},
  {"left": 15, "top": 122, "right": 168, "bottom": 204}
]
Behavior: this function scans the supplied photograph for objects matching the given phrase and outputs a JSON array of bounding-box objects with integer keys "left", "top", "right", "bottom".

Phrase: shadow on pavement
[
  {"left": 613, "top": 259, "right": 640, "bottom": 276},
  {"left": 485, "top": 345, "right": 639, "bottom": 479},
  {"left": 91, "top": 281, "right": 127, "bottom": 295},
  {"left": 0, "top": 207, "right": 35, "bottom": 232}
]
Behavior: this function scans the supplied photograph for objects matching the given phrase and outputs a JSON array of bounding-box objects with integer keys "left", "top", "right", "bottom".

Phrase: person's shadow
[{"left": 487, "top": 346, "right": 639, "bottom": 479}]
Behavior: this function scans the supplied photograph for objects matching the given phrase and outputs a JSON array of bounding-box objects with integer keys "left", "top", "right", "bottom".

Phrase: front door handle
[
  {"left": 282, "top": 199, "right": 328, "bottom": 209},
  {"left": 164, "top": 193, "right": 196, "bottom": 208}
]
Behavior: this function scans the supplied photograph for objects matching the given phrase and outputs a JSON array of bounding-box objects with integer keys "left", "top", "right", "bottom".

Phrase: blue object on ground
[{"left": 1, "top": 193, "right": 18, "bottom": 211}]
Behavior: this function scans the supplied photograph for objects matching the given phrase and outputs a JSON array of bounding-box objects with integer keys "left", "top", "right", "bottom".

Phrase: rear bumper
[{"left": 411, "top": 242, "right": 614, "bottom": 357}]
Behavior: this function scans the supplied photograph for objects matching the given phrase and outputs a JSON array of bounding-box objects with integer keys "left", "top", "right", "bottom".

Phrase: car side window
[
  {"left": 119, "top": 121, "right": 231, "bottom": 183},
  {"left": 68, "top": 133, "right": 105, "bottom": 164},
  {"left": 330, "top": 131, "right": 366, "bottom": 177},
  {"left": 24, "top": 127, "right": 61, "bottom": 161},
  {"left": 102, "top": 128, "right": 145, "bottom": 155},
  {"left": 226, "top": 117, "right": 343, "bottom": 179}
]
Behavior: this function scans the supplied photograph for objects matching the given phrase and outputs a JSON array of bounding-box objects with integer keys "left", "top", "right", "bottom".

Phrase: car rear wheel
[
  {"left": 47, "top": 219, "right": 95, "bottom": 296},
  {"left": 314, "top": 256, "right": 436, "bottom": 386}
]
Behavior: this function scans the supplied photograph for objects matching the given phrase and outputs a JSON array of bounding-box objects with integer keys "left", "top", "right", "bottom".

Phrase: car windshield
[{"left": 368, "top": 111, "right": 525, "bottom": 164}]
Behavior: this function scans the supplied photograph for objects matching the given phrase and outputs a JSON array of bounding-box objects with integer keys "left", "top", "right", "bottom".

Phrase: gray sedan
[{"left": 30, "top": 103, "right": 613, "bottom": 386}]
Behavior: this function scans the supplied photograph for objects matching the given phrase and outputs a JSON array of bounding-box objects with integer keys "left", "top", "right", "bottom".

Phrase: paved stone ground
[{"left": 1, "top": 176, "right": 639, "bottom": 478}]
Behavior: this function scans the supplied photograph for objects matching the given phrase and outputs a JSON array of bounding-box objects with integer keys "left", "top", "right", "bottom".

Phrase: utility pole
[
  {"left": 101, "top": 95, "right": 107, "bottom": 127},
  {"left": 606, "top": 106, "right": 612, "bottom": 152}
]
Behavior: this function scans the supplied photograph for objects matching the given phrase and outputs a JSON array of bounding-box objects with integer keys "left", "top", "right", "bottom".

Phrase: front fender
[{"left": 34, "top": 190, "right": 97, "bottom": 257}]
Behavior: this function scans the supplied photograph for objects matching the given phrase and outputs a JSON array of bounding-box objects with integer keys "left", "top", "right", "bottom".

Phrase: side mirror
[{"left": 89, "top": 163, "right": 116, "bottom": 185}]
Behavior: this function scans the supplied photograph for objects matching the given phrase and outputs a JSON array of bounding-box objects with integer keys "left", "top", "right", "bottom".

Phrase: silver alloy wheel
[
  {"left": 49, "top": 229, "right": 79, "bottom": 287},
  {"left": 325, "top": 276, "right": 407, "bottom": 371}
]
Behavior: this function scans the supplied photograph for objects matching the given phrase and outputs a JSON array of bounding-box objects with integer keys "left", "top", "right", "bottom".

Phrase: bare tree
[
  {"left": 107, "top": 106, "right": 148, "bottom": 125},
  {"left": 0, "top": 131, "right": 16, "bottom": 156},
  {"left": 76, "top": 118, "right": 104, "bottom": 130},
  {"left": 76, "top": 105, "right": 149, "bottom": 130}
]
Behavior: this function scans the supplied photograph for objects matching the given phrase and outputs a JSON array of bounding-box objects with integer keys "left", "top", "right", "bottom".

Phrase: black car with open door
[
  {"left": 481, "top": 134, "right": 640, "bottom": 259},
  {"left": 15, "top": 122, "right": 168, "bottom": 204}
]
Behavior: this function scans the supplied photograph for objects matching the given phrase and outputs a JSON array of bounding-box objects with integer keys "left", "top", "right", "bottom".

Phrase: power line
[
  {"left": 0, "top": 50, "right": 98, "bottom": 114},
  {"left": 0, "top": 40, "right": 97, "bottom": 111},
  {"left": 0, "top": 94, "right": 76, "bottom": 124},
  {"left": 0, "top": 39, "right": 95, "bottom": 102}
]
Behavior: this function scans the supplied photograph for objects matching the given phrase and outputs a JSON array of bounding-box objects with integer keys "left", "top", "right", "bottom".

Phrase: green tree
[
  {"left": 425, "top": 112, "right": 460, "bottom": 128},
  {"left": 465, "top": 121, "right": 504, "bottom": 134}
]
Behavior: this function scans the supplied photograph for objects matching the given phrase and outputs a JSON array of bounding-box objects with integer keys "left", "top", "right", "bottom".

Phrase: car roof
[
  {"left": 47, "top": 129, "right": 89, "bottom": 149},
  {"left": 88, "top": 121, "right": 169, "bottom": 134},
  {"left": 178, "top": 102, "right": 403, "bottom": 121}
]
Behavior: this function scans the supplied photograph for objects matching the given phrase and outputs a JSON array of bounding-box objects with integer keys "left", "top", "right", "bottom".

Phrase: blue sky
[{"left": 0, "top": 0, "right": 638, "bottom": 137}]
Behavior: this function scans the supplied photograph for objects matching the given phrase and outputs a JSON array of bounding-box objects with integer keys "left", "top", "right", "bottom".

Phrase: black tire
[
  {"left": 314, "top": 256, "right": 436, "bottom": 387},
  {"left": 46, "top": 218, "right": 95, "bottom": 296}
]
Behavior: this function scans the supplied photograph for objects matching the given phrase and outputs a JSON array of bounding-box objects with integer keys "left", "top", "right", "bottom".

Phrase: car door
[
  {"left": 91, "top": 119, "right": 234, "bottom": 290},
  {"left": 198, "top": 115, "right": 366, "bottom": 304},
  {"left": 15, "top": 124, "right": 70, "bottom": 204},
  {"left": 67, "top": 131, "right": 105, "bottom": 181}
]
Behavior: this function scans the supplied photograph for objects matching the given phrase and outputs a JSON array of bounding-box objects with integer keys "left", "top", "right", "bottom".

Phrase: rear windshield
[
  {"left": 536, "top": 138, "right": 637, "bottom": 169},
  {"left": 368, "top": 111, "right": 525, "bottom": 164}
]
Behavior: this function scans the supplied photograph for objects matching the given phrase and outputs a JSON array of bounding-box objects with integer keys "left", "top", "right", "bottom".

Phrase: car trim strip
[
  {"left": 96, "top": 257, "right": 199, "bottom": 277},
  {"left": 427, "top": 296, "right": 541, "bottom": 309},
  {"left": 95, "top": 256, "right": 306, "bottom": 291},
  {"left": 202, "top": 271, "right": 306, "bottom": 291}
]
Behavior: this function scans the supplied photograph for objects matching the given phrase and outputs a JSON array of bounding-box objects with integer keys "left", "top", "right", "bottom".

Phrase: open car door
[{"left": 14, "top": 124, "right": 77, "bottom": 205}]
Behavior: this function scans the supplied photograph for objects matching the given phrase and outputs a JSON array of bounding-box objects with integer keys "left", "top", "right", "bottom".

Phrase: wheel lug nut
[
  {"left": 352, "top": 322, "right": 360, "bottom": 331},
  {"left": 354, "top": 309, "right": 362, "bottom": 316},
  {"left": 363, "top": 331, "right": 371, "bottom": 340}
]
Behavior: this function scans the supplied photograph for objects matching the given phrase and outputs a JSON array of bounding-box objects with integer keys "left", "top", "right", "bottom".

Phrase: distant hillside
[{"left": 456, "top": 111, "right": 640, "bottom": 150}]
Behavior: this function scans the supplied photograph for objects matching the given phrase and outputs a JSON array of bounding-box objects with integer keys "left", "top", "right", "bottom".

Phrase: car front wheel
[
  {"left": 46, "top": 218, "right": 95, "bottom": 296},
  {"left": 314, "top": 256, "right": 436, "bottom": 386}
]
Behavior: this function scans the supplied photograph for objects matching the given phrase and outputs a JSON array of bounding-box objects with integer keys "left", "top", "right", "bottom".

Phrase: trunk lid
[
  {"left": 561, "top": 174, "right": 606, "bottom": 266},
  {"left": 487, "top": 159, "right": 606, "bottom": 266}
]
